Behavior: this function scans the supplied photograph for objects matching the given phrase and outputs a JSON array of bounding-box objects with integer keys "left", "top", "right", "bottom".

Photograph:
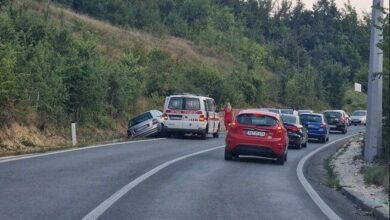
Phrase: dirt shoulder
[
  {"left": 0, "top": 122, "right": 127, "bottom": 157},
  {"left": 304, "top": 136, "right": 376, "bottom": 220},
  {"left": 333, "top": 137, "right": 389, "bottom": 219}
]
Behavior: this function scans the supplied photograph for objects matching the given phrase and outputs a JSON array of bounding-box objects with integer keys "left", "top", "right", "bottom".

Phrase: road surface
[{"left": 0, "top": 126, "right": 365, "bottom": 220}]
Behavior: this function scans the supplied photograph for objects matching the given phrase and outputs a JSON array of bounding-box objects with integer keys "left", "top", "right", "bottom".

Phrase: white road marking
[
  {"left": 82, "top": 145, "right": 225, "bottom": 220},
  {"left": 0, "top": 138, "right": 166, "bottom": 164},
  {"left": 296, "top": 133, "right": 362, "bottom": 220}
]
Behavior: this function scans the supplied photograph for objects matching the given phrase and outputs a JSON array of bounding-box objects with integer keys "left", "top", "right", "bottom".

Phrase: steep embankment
[
  {"left": 0, "top": 0, "right": 249, "bottom": 155},
  {"left": 22, "top": 0, "right": 243, "bottom": 73}
]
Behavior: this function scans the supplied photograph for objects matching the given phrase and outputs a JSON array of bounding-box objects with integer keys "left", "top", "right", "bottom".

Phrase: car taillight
[
  {"left": 199, "top": 115, "right": 206, "bottom": 122},
  {"left": 286, "top": 125, "right": 299, "bottom": 133},
  {"left": 320, "top": 123, "right": 326, "bottom": 128},
  {"left": 162, "top": 114, "right": 168, "bottom": 120}
]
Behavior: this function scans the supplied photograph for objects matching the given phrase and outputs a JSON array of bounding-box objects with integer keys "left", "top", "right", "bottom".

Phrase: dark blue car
[{"left": 299, "top": 113, "right": 329, "bottom": 143}]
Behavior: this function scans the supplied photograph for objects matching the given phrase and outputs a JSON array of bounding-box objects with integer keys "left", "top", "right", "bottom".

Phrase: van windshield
[{"left": 168, "top": 97, "right": 200, "bottom": 110}]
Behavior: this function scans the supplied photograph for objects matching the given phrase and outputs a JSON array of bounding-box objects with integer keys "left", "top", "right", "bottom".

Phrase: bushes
[
  {"left": 361, "top": 165, "right": 389, "bottom": 194},
  {"left": 1, "top": 0, "right": 388, "bottom": 163},
  {"left": 0, "top": 3, "right": 271, "bottom": 131}
]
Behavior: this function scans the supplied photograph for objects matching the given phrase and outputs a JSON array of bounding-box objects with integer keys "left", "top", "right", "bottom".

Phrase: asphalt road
[{"left": 0, "top": 126, "right": 365, "bottom": 220}]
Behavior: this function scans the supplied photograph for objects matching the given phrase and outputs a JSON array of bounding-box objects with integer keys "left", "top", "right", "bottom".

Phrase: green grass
[
  {"left": 324, "top": 156, "right": 340, "bottom": 189},
  {"left": 361, "top": 165, "right": 390, "bottom": 194}
]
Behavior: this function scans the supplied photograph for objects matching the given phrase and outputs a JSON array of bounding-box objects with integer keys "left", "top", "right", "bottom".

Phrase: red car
[{"left": 225, "top": 109, "right": 289, "bottom": 165}]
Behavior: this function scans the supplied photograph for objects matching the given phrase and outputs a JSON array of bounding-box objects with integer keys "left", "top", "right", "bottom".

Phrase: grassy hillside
[
  {"left": 23, "top": 0, "right": 243, "bottom": 73},
  {"left": 0, "top": 0, "right": 388, "bottom": 161},
  {"left": 0, "top": 0, "right": 275, "bottom": 153}
]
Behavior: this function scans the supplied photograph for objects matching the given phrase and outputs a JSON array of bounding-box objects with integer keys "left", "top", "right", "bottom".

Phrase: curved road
[{"left": 0, "top": 126, "right": 364, "bottom": 220}]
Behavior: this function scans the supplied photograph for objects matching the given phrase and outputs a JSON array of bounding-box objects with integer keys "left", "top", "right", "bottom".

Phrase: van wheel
[
  {"left": 160, "top": 125, "right": 168, "bottom": 137},
  {"left": 201, "top": 125, "right": 208, "bottom": 140},
  {"left": 213, "top": 125, "right": 220, "bottom": 138}
]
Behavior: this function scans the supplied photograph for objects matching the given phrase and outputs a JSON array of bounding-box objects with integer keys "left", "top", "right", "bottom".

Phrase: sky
[{"left": 300, "top": 0, "right": 389, "bottom": 15}]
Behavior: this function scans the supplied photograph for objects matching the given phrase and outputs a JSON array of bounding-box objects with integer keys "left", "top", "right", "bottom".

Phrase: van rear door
[
  {"left": 204, "top": 99, "right": 216, "bottom": 133},
  {"left": 181, "top": 98, "right": 203, "bottom": 130},
  {"left": 165, "top": 97, "right": 184, "bottom": 129}
]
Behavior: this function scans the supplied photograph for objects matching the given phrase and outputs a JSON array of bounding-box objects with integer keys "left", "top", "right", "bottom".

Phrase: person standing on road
[{"left": 223, "top": 102, "right": 234, "bottom": 130}]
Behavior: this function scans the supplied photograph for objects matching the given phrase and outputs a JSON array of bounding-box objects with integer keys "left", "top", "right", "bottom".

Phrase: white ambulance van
[{"left": 162, "top": 93, "right": 220, "bottom": 139}]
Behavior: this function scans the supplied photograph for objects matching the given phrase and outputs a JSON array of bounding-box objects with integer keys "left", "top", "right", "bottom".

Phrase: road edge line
[
  {"left": 296, "top": 134, "right": 360, "bottom": 220},
  {"left": 82, "top": 145, "right": 225, "bottom": 220},
  {"left": 0, "top": 138, "right": 166, "bottom": 164}
]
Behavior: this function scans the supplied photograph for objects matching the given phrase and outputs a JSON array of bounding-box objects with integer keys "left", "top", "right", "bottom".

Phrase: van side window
[
  {"left": 204, "top": 100, "right": 210, "bottom": 112},
  {"left": 205, "top": 99, "right": 214, "bottom": 112},
  {"left": 211, "top": 100, "right": 216, "bottom": 112}
]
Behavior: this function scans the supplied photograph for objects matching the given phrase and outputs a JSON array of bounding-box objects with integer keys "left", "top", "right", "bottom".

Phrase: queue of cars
[{"left": 127, "top": 93, "right": 366, "bottom": 166}]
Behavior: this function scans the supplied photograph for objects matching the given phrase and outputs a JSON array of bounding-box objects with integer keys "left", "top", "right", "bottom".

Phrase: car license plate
[
  {"left": 246, "top": 130, "right": 265, "bottom": 137},
  {"left": 170, "top": 116, "right": 182, "bottom": 120},
  {"left": 330, "top": 125, "right": 337, "bottom": 128},
  {"left": 308, "top": 124, "right": 315, "bottom": 128}
]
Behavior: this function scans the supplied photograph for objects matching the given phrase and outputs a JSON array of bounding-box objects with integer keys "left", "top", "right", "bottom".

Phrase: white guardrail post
[{"left": 71, "top": 123, "right": 77, "bottom": 146}]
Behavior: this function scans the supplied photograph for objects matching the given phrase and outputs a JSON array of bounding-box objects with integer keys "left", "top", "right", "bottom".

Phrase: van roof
[{"left": 167, "top": 94, "right": 212, "bottom": 99}]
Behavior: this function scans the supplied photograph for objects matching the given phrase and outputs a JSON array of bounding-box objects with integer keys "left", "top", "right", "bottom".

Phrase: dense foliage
[
  {"left": 0, "top": 0, "right": 388, "bottom": 159},
  {"left": 51, "top": 0, "right": 377, "bottom": 109}
]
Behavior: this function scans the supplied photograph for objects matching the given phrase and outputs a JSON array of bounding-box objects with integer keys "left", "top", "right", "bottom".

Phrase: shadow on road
[{"left": 231, "top": 156, "right": 280, "bottom": 165}]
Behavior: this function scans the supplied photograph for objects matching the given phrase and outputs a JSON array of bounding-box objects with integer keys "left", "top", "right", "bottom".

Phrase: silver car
[
  {"left": 127, "top": 110, "right": 164, "bottom": 137},
  {"left": 279, "top": 109, "right": 298, "bottom": 116},
  {"left": 350, "top": 110, "right": 367, "bottom": 125}
]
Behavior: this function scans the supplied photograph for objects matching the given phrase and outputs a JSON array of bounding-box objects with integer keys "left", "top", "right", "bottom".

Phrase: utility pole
[{"left": 365, "top": 0, "right": 384, "bottom": 163}]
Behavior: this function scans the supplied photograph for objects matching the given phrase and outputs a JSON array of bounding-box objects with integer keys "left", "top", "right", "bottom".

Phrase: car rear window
[
  {"left": 267, "top": 109, "right": 279, "bottom": 114},
  {"left": 352, "top": 111, "right": 366, "bottom": 116},
  {"left": 282, "top": 115, "right": 297, "bottom": 124},
  {"left": 324, "top": 111, "right": 341, "bottom": 118},
  {"left": 237, "top": 114, "right": 277, "bottom": 127},
  {"left": 298, "top": 110, "right": 313, "bottom": 114},
  {"left": 300, "top": 114, "right": 322, "bottom": 123},
  {"left": 168, "top": 97, "right": 200, "bottom": 110},
  {"left": 280, "top": 109, "right": 294, "bottom": 114},
  {"left": 129, "top": 112, "right": 153, "bottom": 127}
]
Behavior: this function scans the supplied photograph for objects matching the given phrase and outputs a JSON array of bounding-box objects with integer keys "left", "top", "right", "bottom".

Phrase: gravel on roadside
[{"left": 332, "top": 138, "right": 389, "bottom": 219}]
